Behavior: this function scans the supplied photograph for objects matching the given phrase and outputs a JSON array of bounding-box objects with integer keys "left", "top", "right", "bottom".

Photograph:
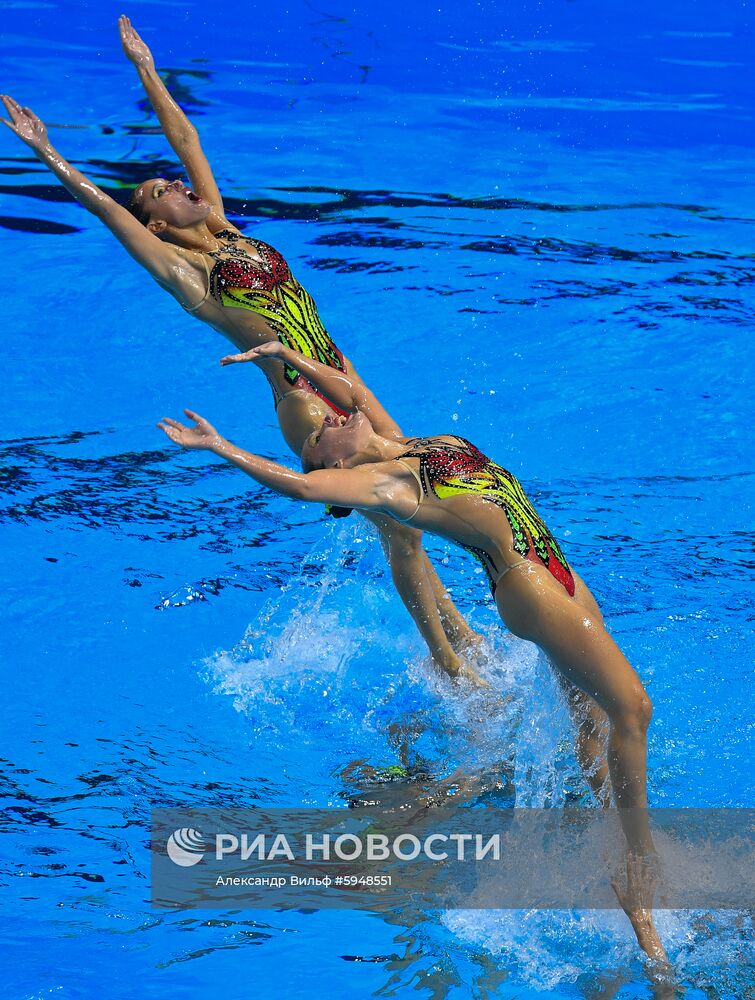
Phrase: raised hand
[
  {"left": 157, "top": 409, "right": 223, "bottom": 451},
  {"left": 219, "top": 341, "right": 287, "bottom": 366},
  {"left": 0, "top": 95, "right": 49, "bottom": 151},
  {"left": 118, "top": 14, "right": 155, "bottom": 70}
]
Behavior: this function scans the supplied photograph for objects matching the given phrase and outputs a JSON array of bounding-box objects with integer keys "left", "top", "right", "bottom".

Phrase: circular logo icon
[{"left": 167, "top": 828, "right": 206, "bottom": 867}]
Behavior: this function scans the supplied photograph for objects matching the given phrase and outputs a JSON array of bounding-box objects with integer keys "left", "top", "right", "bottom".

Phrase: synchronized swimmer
[
  {"left": 2, "top": 14, "right": 671, "bottom": 976},
  {"left": 159, "top": 340, "right": 667, "bottom": 967},
  {"left": 0, "top": 16, "right": 480, "bottom": 683}
]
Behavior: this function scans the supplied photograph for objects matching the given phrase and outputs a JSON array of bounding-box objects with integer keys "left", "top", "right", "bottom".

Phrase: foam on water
[{"left": 443, "top": 907, "right": 753, "bottom": 997}]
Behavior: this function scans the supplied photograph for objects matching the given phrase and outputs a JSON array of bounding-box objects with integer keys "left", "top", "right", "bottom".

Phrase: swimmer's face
[
  {"left": 131, "top": 177, "right": 211, "bottom": 234},
  {"left": 300, "top": 411, "right": 373, "bottom": 470}
]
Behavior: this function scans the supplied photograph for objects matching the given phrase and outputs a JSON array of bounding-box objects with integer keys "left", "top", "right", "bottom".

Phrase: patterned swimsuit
[
  {"left": 396, "top": 435, "right": 575, "bottom": 597},
  {"left": 183, "top": 228, "right": 349, "bottom": 414}
]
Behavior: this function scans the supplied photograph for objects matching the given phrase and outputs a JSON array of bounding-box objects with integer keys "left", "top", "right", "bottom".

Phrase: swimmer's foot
[
  {"left": 454, "top": 661, "right": 490, "bottom": 689},
  {"left": 612, "top": 854, "right": 672, "bottom": 977},
  {"left": 449, "top": 628, "right": 485, "bottom": 654},
  {"left": 625, "top": 909, "right": 668, "bottom": 965},
  {"left": 435, "top": 651, "right": 489, "bottom": 689}
]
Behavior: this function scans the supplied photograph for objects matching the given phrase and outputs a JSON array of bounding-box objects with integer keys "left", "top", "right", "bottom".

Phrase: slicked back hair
[{"left": 126, "top": 187, "right": 149, "bottom": 225}]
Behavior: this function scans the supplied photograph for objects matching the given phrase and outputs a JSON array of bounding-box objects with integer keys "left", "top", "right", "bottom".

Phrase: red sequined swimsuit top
[{"left": 185, "top": 228, "right": 348, "bottom": 412}]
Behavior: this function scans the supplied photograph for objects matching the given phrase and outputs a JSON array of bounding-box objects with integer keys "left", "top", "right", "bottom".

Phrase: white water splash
[{"left": 199, "top": 519, "right": 755, "bottom": 992}]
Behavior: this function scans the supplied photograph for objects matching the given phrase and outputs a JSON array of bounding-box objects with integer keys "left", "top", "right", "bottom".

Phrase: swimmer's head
[
  {"left": 127, "top": 177, "right": 211, "bottom": 237},
  {"left": 300, "top": 410, "right": 373, "bottom": 472}
]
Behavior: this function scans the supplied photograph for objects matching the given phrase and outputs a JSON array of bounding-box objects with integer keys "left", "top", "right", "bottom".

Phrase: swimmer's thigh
[{"left": 495, "top": 563, "right": 645, "bottom": 718}]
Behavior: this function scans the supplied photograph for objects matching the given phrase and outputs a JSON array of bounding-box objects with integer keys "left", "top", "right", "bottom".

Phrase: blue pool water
[{"left": 1, "top": 1, "right": 753, "bottom": 997}]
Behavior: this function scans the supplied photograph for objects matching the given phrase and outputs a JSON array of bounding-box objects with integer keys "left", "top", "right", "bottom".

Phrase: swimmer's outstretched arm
[
  {"left": 158, "top": 409, "right": 390, "bottom": 510},
  {"left": 221, "top": 342, "right": 404, "bottom": 439},
  {"left": 119, "top": 16, "right": 224, "bottom": 218},
  {"left": 0, "top": 95, "right": 184, "bottom": 283},
  {"left": 159, "top": 410, "right": 487, "bottom": 687}
]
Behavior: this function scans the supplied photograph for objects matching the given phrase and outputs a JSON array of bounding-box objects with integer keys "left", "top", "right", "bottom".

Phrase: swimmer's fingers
[
  {"left": 157, "top": 421, "right": 185, "bottom": 446},
  {"left": 118, "top": 15, "right": 154, "bottom": 68},
  {"left": 0, "top": 95, "right": 22, "bottom": 131},
  {"left": 0, "top": 95, "right": 48, "bottom": 147},
  {"left": 219, "top": 350, "right": 257, "bottom": 366},
  {"left": 1, "top": 95, "right": 20, "bottom": 115},
  {"left": 158, "top": 419, "right": 209, "bottom": 451},
  {"left": 158, "top": 412, "right": 221, "bottom": 451},
  {"left": 183, "top": 408, "right": 208, "bottom": 425},
  {"left": 157, "top": 417, "right": 188, "bottom": 438},
  {"left": 183, "top": 408, "right": 222, "bottom": 439},
  {"left": 220, "top": 343, "right": 283, "bottom": 366},
  {"left": 4, "top": 98, "right": 38, "bottom": 124}
]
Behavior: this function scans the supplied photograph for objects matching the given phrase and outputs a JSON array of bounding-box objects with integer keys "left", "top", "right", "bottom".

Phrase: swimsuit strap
[
  {"left": 180, "top": 251, "right": 212, "bottom": 314},
  {"left": 395, "top": 458, "right": 423, "bottom": 523},
  {"left": 492, "top": 557, "right": 530, "bottom": 589}
]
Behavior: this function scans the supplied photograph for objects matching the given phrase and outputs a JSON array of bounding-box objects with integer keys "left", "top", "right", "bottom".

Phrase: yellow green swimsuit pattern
[
  {"left": 399, "top": 435, "right": 575, "bottom": 596},
  {"left": 191, "top": 228, "right": 349, "bottom": 414}
]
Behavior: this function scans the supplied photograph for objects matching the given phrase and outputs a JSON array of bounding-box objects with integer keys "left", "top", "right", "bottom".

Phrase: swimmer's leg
[
  {"left": 496, "top": 562, "right": 667, "bottom": 964},
  {"left": 496, "top": 565, "right": 653, "bottom": 837},
  {"left": 421, "top": 552, "right": 482, "bottom": 651},
  {"left": 554, "top": 670, "right": 611, "bottom": 806},
  {"left": 554, "top": 569, "right": 612, "bottom": 804},
  {"left": 364, "top": 511, "right": 481, "bottom": 682}
]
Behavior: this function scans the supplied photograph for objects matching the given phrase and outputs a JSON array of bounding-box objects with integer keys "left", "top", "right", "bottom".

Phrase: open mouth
[{"left": 187, "top": 191, "right": 202, "bottom": 203}]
